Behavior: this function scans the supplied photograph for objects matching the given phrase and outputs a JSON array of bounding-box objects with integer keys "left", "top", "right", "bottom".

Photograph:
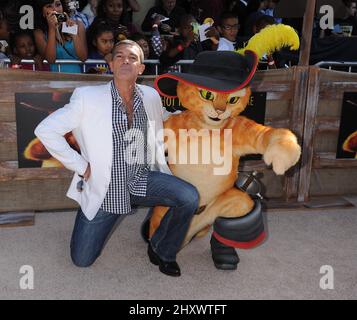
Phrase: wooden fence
[
  {"left": 298, "top": 67, "right": 357, "bottom": 206},
  {"left": 0, "top": 66, "right": 356, "bottom": 226}
]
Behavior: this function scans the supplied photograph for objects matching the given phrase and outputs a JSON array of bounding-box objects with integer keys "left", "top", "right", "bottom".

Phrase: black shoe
[
  {"left": 210, "top": 236, "right": 240, "bottom": 270},
  {"left": 148, "top": 244, "right": 181, "bottom": 277}
]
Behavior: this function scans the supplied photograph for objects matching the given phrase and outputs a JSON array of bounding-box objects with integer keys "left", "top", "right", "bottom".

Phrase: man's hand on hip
[{"left": 83, "top": 163, "right": 91, "bottom": 181}]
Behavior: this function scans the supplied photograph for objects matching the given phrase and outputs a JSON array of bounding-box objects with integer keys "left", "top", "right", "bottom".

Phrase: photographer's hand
[
  {"left": 83, "top": 163, "right": 91, "bottom": 181},
  {"left": 46, "top": 11, "right": 59, "bottom": 30},
  {"left": 66, "top": 18, "right": 76, "bottom": 27},
  {"left": 205, "top": 26, "right": 219, "bottom": 41},
  {"left": 63, "top": 13, "right": 78, "bottom": 38},
  {"left": 70, "top": 20, "right": 88, "bottom": 62},
  {"left": 79, "top": 163, "right": 91, "bottom": 181},
  {"left": 205, "top": 26, "right": 220, "bottom": 47}
]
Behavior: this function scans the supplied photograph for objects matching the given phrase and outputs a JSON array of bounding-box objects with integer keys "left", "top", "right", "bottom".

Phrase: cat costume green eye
[
  {"left": 199, "top": 89, "right": 215, "bottom": 101},
  {"left": 228, "top": 96, "right": 240, "bottom": 104}
]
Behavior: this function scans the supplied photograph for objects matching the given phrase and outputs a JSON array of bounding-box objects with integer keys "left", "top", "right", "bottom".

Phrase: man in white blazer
[{"left": 35, "top": 40, "right": 199, "bottom": 277}]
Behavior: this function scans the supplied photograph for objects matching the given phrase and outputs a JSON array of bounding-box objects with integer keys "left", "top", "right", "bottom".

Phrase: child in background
[
  {"left": 0, "top": 8, "right": 10, "bottom": 61},
  {"left": 62, "top": 0, "right": 90, "bottom": 29},
  {"left": 141, "top": 0, "right": 186, "bottom": 34},
  {"left": 252, "top": 15, "right": 278, "bottom": 69},
  {"left": 130, "top": 33, "right": 150, "bottom": 59},
  {"left": 92, "top": 0, "right": 137, "bottom": 42},
  {"left": 34, "top": 0, "right": 87, "bottom": 74},
  {"left": 130, "top": 32, "right": 158, "bottom": 75},
  {"left": 217, "top": 12, "right": 239, "bottom": 51},
  {"left": 150, "top": 13, "right": 169, "bottom": 58},
  {"left": 86, "top": 21, "right": 114, "bottom": 74},
  {"left": 124, "top": 0, "right": 140, "bottom": 23},
  {"left": 0, "top": 8, "right": 9, "bottom": 41},
  {"left": 244, "top": 0, "right": 268, "bottom": 36},
  {"left": 81, "top": 0, "right": 98, "bottom": 25},
  {"left": 263, "top": 0, "right": 282, "bottom": 24},
  {"left": 9, "top": 31, "right": 49, "bottom": 71},
  {"left": 160, "top": 14, "right": 218, "bottom": 73}
]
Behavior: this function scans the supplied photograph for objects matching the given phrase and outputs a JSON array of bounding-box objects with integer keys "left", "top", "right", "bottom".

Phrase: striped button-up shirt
[{"left": 101, "top": 81, "right": 149, "bottom": 214}]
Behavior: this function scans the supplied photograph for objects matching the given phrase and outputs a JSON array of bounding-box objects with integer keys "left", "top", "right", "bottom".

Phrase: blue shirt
[
  {"left": 86, "top": 51, "right": 112, "bottom": 74},
  {"left": 50, "top": 40, "right": 82, "bottom": 73}
]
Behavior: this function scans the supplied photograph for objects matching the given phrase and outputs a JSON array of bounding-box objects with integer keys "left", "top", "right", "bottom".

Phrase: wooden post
[
  {"left": 297, "top": 66, "right": 320, "bottom": 202},
  {"left": 284, "top": 66, "right": 309, "bottom": 201},
  {"left": 299, "top": 0, "right": 317, "bottom": 66}
]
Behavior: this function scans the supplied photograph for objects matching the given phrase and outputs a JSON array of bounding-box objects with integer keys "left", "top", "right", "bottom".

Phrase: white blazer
[{"left": 35, "top": 82, "right": 171, "bottom": 220}]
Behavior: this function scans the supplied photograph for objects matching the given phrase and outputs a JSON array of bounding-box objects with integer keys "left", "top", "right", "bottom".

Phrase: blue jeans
[{"left": 70, "top": 171, "right": 199, "bottom": 267}]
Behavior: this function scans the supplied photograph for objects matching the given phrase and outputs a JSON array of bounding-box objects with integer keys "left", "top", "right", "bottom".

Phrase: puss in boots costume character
[{"left": 144, "top": 24, "right": 301, "bottom": 270}]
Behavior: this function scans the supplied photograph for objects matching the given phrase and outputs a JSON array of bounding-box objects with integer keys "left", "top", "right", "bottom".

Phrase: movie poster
[
  {"left": 336, "top": 93, "right": 357, "bottom": 159},
  {"left": 15, "top": 92, "right": 75, "bottom": 168}
]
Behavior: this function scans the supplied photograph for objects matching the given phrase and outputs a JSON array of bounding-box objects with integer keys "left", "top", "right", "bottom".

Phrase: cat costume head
[{"left": 155, "top": 24, "right": 300, "bottom": 106}]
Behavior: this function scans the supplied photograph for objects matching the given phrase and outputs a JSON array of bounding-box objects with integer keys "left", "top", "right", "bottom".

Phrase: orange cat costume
[{"left": 149, "top": 24, "right": 302, "bottom": 270}]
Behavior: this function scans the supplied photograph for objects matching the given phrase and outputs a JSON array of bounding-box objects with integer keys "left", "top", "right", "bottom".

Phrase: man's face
[
  {"left": 109, "top": 44, "right": 145, "bottom": 82},
  {"left": 104, "top": 0, "right": 124, "bottom": 22},
  {"left": 219, "top": 18, "right": 239, "bottom": 42}
]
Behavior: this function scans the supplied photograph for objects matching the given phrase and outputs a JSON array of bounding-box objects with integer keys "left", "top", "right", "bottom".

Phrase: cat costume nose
[
  {"left": 213, "top": 95, "right": 228, "bottom": 111},
  {"left": 214, "top": 105, "right": 226, "bottom": 112}
]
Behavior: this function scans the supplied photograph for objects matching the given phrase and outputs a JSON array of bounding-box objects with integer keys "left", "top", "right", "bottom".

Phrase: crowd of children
[{"left": 0, "top": 0, "right": 301, "bottom": 74}]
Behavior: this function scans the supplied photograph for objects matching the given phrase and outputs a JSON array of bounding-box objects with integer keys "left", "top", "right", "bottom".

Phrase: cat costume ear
[{"left": 155, "top": 24, "right": 299, "bottom": 98}]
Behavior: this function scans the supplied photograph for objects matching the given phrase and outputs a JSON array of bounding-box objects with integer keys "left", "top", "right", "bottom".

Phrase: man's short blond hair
[{"left": 112, "top": 39, "right": 145, "bottom": 63}]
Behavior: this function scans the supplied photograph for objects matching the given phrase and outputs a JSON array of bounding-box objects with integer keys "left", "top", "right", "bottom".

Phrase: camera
[
  {"left": 55, "top": 13, "right": 67, "bottom": 23},
  {"left": 67, "top": 1, "right": 80, "bottom": 17},
  {"left": 0, "top": 40, "right": 9, "bottom": 53},
  {"left": 67, "top": 1, "right": 80, "bottom": 11}
]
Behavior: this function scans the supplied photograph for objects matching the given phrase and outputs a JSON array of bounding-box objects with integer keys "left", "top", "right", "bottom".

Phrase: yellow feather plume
[{"left": 236, "top": 24, "right": 300, "bottom": 59}]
